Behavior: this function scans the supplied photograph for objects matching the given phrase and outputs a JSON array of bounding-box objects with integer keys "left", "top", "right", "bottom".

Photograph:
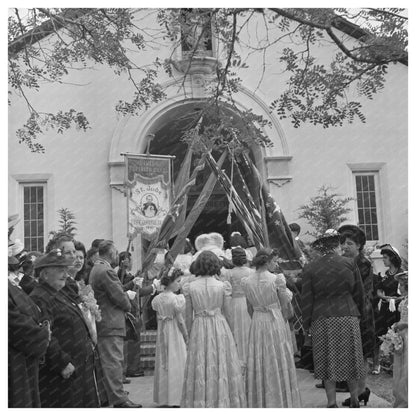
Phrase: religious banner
[{"left": 124, "top": 153, "right": 174, "bottom": 240}]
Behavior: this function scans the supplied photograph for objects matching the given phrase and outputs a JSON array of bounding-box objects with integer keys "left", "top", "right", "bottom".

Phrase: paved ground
[{"left": 124, "top": 369, "right": 392, "bottom": 408}]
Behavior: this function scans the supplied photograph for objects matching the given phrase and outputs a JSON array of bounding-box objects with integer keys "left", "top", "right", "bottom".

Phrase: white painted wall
[{"left": 8, "top": 10, "right": 408, "bottom": 258}]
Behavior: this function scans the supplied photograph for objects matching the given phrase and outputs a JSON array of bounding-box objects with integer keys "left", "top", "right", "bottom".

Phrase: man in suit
[
  {"left": 118, "top": 252, "right": 157, "bottom": 379},
  {"left": 89, "top": 240, "right": 142, "bottom": 408}
]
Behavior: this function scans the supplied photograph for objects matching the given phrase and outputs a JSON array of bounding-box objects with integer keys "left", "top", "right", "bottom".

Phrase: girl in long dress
[
  {"left": 152, "top": 268, "right": 188, "bottom": 407},
  {"left": 181, "top": 251, "right": 246, "bottom": 408},
  {"left": 242, "top": 248, "right": 301, "bottom": 408},
  {"left": 392, "top": 271, "right": 408, "bottom": 408},
  {"left": 221, "top": 247, "right": 252, "bottom": 368}
]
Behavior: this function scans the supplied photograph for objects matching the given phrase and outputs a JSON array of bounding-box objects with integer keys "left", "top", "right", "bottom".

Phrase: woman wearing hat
[
  {"left": 372, "top": 244, "right": 403, "bottom": 375},
  {"left": 392, "top": 271, "right": 408, "bottom": 408},
  {"left": 338, "top": 224, "right": 376, "bottom": 406},
  {"left": 301, "top": 230, "right": 366, "bottom": 408},
  {"left": 30, "top": 250, "right": 99, "bottom": 407}
]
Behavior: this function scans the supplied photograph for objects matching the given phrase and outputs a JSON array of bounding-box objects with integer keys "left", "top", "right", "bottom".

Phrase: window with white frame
[
  {"left": 353, "top": 173, "right": 380, "bottom": 241},
  {"left": 22, "top": 183, "right": 46, "bottom": 252}
]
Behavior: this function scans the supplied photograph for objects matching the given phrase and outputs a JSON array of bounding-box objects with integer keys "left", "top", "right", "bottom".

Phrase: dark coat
[
  {"left": 8, "top": 282, "right": 50, "bottom": 408},
  {"left": 89, "top": 259, "right": 131, "bottom": 337},
  {"left": 301, "top": 253, "right": 365, "bottom": 331},
  {"left": 356, "top": 253, "right": 376, "bottom": 357},
  {"left": 60, "top": 277, "right": 83, "bottom": 305},
  {"left": 18, "top": 274, "right": 38, "bottom": 295},
  {"left": 30, "top": 281, "right": 99, "bottom": 408}
]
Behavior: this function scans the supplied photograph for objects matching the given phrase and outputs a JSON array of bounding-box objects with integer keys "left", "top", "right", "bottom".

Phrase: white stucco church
[{"left": 8, "top": 9, "right": 408, "bottom": 267}]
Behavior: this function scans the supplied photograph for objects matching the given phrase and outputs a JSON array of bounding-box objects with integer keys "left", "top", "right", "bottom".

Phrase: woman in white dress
[
  {"left": 242, "top": 248, "right": 301, "bottom": 408},
  {"left": 152, "top": 268, "right": 188, "bottom": 407},
  {"left": 181, "top": 251, "right": 246, "bottom": 408},
  {"left": 221, "top": 247, "right": 252, "bottom": 368}
]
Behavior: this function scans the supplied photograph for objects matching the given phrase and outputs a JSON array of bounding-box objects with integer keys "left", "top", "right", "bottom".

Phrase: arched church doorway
[{"left": 147, "top": 101, "right": 259, "bottom": 249}]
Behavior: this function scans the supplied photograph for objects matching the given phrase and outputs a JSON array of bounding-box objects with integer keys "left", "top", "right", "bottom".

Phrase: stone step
[
  {"left": 141, "top": 330, "right": 157, "bottom": 343},
  {"left": 140, "top": 344, "right": 156, "bottom": 356},
  {"left": 140, "top": 356, "right": 155, "bottom": 369}
]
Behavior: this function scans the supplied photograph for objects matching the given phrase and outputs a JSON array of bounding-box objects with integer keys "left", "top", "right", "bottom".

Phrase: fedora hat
[
  {"left": 8, "top": 239, "right": 25, "bottom": 257},
  {"left": 338, "top": 224, "right": 366, "bottom": 248},
  {"left": 33, "top": 249, "right": 73, "bottom": 270}
]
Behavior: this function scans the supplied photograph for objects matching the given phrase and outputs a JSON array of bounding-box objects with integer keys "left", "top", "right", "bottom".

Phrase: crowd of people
[{"left": 8, "top": 213, "right": 408, "bottom": 408}]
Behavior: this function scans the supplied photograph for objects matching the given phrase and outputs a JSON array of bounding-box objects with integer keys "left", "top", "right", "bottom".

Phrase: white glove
[
  {"left": 152, "top": 278, "right": 162, "bottom": 292},
  {"left": 285, "top": 288, "right": 293, "bottom": 302},
  {"left": 126, "top": 290, "right": 136, "bottom": 300},
  {"left": 378, "top": 299, "right": 382, "bottom": 311},
  {"left": 389, "top": 298, "right": 396, "bottom": 312},
  {"left": 133, "top": 277, "right": 144, "bottom": 288}
]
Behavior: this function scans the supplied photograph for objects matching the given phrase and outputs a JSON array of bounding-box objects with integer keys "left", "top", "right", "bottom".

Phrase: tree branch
[
  {"left": 9, "top": 8, "right": 91, "bottom": 58},
  {"left": 367, "top": 8, "right": 408, "bottom": 20}
]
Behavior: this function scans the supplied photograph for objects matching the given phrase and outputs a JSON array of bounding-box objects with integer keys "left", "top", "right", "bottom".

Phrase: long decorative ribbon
[{"left": 157, "top": 315, "right": 173, "bottom": 370}]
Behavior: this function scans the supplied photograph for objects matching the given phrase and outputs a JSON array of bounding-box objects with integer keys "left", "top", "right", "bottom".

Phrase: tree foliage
[
  {"left": 49, "top": 207, "right": 77, "bottom": 238},
  {"left": 297, "top": 185, "right": 354, "bottom": 237},
  {"left": 8, "top": 8, "right": 407, "bottom": 152}
]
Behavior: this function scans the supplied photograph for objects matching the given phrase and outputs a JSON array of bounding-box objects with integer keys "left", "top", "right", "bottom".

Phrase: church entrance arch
[
  {"left": 108, "top": 87, "right": 289, "bottom": 260},
  {"left": 145, "top": 100, "right": 258, "bottom": 248}
]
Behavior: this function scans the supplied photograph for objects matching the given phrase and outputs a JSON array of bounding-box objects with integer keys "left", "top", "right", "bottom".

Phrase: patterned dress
[
  {"left": 241, "top": 270, "right": 301, "bottom": 408},
  {"left": 221, "top": 267, "right": 252, "bottom": 367},
  {"left": 181, "top": 276, "right": 246, "bottom": 408},
  {"left": 152, "top": 292, "right": 187, "bottom": 407},
  {"left": 393, "top": 297, "right": 408, "bottom": 408}
]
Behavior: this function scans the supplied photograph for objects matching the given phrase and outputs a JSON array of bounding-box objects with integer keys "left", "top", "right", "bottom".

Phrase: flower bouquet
[
  {"left": 79, "top": 284, "right": 102, "bottom": 322},
  {"left": 79, "top": 284, "right": 101, "bottom": 345},
  {"left": 379, "top": 326, "right": 403, "bottom": 356}
]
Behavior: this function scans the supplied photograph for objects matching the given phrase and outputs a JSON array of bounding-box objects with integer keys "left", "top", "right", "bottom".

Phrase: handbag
[{"left": 125, "top": 312, "right": 139, "bottom": 341}]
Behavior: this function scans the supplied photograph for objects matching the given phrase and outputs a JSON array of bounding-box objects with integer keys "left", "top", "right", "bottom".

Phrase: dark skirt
[
  {"left": 374, "top": 300, "right": 401, "bottom": 345},
  {"left": 311, "top": 316, "right": 365, "bottom": 381},
  {"left": 360, "top": 298, "right": 376, "bottom": 358}
]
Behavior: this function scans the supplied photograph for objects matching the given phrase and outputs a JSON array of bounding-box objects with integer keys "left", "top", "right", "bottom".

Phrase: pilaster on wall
[{"left": 108, "top": 161, "right": 142, "bottom": 270}]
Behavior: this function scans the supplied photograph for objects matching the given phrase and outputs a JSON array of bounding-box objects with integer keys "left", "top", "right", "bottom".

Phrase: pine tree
[
  {"left": 298, "top": 185, "right": 354, "bottom": 237},
  {"left": 49, "top": 207, "right": 77, "bottom": 238}
]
